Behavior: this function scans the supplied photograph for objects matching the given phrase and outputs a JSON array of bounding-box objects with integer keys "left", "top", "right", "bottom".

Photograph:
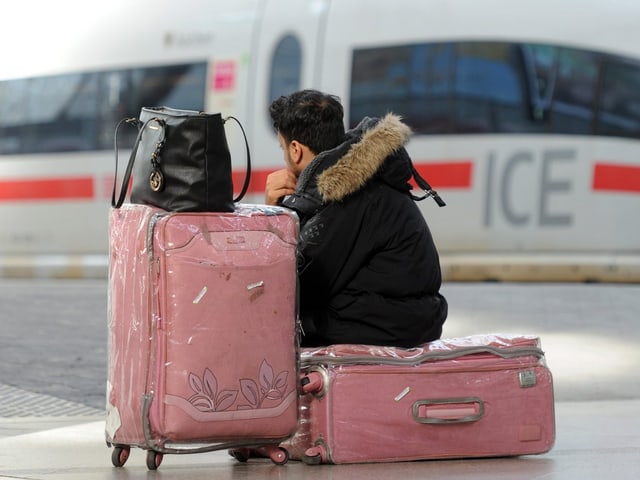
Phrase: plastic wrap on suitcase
[
  {"left": 284, "top": 334, "right": 555, "bottom": 465},
  {"left": 106, "top": 203, "right": 299, "bottom": 468}
]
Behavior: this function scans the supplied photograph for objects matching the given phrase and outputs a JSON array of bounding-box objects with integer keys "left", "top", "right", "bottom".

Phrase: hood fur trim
[{"left": 317, "top": 113, "right": 411, "bottom": 202}]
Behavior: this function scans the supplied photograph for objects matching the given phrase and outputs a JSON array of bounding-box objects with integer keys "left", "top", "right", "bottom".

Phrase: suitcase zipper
[
  {"left": 300, "top": 345, "right": 545, "bottom": 368},
  {"left": 146, "top": 212, "right": 170, "bottom": 260}
]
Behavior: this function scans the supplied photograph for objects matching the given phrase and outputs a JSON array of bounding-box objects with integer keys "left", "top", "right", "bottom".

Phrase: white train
[{"left": 1, "top": 0, "right": 639, "bottom": 281}]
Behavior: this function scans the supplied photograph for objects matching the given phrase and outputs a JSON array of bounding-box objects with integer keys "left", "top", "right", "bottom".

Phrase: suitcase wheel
[
  {"left": 228, "top": 446, "right": 289, "bottom": 465},
  {"left": 111, "top": 446, "right": 130, "bottom": 467},
  {"left": 228, "top": 448, "right": 250, "bottom": 462},
  {"left": 267, "top": 447, "right": 289, "bottom": 465},
  {"left": 302, "top": 445, "right": 326, "bottom": 465},
  {"left": 146, "top": 450, "right": 164, "bottom": 470}
]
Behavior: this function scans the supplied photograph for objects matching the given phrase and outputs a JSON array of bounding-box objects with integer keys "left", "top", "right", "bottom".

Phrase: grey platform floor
[{"left": 1, "top": 280, "right": 638, "bottom": 479}]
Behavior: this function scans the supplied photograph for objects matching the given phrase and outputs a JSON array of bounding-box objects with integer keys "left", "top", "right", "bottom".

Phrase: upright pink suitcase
[
  {"left": 285, "top": 334, "right": 555, "bottom": 464},
  {"left": 106, "top": 203, "right": 299, "bottom": 469}
]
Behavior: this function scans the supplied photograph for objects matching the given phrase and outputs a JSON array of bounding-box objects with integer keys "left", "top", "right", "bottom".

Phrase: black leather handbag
[{"left": 112, "top": 106, "right": 250, "bottom": 212}]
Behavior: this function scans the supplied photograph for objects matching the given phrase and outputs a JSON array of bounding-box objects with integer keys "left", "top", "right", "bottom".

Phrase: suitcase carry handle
[{"left": 412, "top": 397, "right": 485, "bottom": 424}]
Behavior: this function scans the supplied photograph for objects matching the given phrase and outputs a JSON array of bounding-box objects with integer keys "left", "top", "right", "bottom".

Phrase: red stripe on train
[
  {"left": 4, "top": 161, "right": 636, "bottom": 202},
  {"left": 592, "top": 163, "right": 640, "bottom": 193},
  {"left": 412, "top": 161, "right": 473, "bottom": 188},
  {"left": 0, "top": 177, "right": 94, "bottom": 201},
  {"left": 232, "top": 169, "right": 272, "bottom": 196}
]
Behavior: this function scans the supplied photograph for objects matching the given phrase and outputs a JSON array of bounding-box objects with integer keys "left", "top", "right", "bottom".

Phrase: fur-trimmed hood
[
  {"left": 282, "top": 114, "right": 414, "bottom": 215},
  {"left": 317, "top": 113, "right": 412, "bottom": 201}
]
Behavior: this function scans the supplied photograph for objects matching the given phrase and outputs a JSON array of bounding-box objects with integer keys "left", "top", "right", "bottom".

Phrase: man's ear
[{"left": 288, "top": 140, "right": 304, "bottom": 164}]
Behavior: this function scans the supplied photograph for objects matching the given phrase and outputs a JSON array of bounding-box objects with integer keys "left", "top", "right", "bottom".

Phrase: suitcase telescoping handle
[
  {"left": 300, "top": 367, "right": 330, "bottom": 397},
  {"left": 412, "top": 397, "right": 485, "bottom": 424}
]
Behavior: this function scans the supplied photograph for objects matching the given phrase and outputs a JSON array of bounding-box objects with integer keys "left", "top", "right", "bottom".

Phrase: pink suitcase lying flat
[
  {"left": 106, "top": 203, "right": 299, "bottom": 469},
  {"left": 284, "top": 334, "right": 555, "bottom": 464}
]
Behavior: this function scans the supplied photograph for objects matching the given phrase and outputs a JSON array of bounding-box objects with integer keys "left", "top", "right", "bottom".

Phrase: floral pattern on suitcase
[
  {"left": 165, "top": 358, "right": 296, "bottom": 422},
  {"left": 186, "top": 359, "right": 290, "bottom": 411}
]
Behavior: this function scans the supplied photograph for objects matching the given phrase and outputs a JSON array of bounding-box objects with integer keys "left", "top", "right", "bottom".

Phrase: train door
[{"left": 249, "top": 0, "right": 330, "bottom": 197}]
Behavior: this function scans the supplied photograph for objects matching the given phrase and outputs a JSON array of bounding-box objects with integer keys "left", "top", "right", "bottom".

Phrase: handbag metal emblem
[
  {"left": 149, "top": 169, "right": 164, "bottom": 192},
  {"left": 149, "top": 138, "right": 165, "bottom": 192}
]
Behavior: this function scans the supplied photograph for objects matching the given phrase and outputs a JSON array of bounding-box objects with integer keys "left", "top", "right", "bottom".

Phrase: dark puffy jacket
[{"left": 281, "top": 114, "right": 447, "bottom": 347}]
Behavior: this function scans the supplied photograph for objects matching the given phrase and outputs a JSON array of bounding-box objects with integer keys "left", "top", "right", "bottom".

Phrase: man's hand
[{"left": 265, "top": 169, "right": 298, "bottom": 205}]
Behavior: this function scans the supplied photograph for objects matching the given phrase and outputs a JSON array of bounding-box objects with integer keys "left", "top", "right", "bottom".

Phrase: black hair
[{"left": 269, "top": 89, "right": 345, "bottom": 154}]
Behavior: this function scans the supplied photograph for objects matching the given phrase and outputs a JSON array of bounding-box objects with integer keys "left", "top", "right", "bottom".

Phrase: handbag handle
[
  {"left": 223, "top": 115, "right": 251, "bottom": 203},
  {"left": 112, "top": 117, "right": 164, "bottom": 208},
  {"left": 111, "top": 114, "right": 252, "bottom": 209}
]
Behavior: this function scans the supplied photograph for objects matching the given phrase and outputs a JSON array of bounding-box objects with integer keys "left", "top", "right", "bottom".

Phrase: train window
[
  {"left": 350, "top": 41, "right": 640, "bottom": 140},
  {"left": 453, "top": 43, "right": 528, "bottom": 133},
  {"left": 524, "top": 44, "right": 556, "bottom": 115},
  {"left": 0, "top": 62, "right": 206, "bottom": 155},
  {"left": 350, "top": 43, "right": 455, "bottom": 132},
  {"left": 549, "top": 49, "right": 599, "bottom": 134},
  {"left": 597, "top": 59, "right": 640, "bottom": 136},
  {"left": 350, "top": 42, "right": 531, "bottom": 133},
  {"left": 269, "top": 34, "right": 302, "bottom": 103}
]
